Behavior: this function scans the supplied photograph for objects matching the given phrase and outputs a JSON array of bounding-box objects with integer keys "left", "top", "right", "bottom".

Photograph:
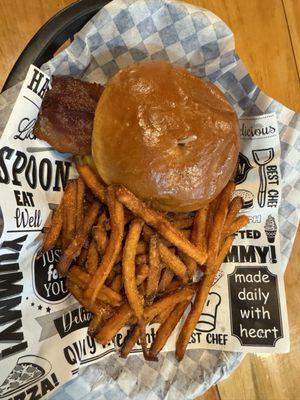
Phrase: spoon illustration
[{"left": 252, "top": 148, "right": 274, "bottom": 207}]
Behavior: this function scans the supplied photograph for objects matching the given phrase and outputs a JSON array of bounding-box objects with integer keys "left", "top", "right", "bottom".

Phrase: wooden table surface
[{"left": 0, "top": 1, "right": 299, "bottom": 399}]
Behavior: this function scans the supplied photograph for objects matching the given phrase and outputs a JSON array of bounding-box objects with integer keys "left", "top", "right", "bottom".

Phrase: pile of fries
[{"left": 43, "top": 161, "right": 249, "bottom": 361}]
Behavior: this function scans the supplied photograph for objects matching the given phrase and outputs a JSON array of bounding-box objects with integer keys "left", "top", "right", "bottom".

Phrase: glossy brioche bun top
[{"left": 92, "top": 61, "right": 239, "bottom": 212}]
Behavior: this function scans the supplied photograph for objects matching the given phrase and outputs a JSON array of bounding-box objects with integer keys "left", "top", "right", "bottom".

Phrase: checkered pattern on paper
[
  {"left": 51, "top": 350, "right": 243, "bottom": 400},
  {"left": 4, "top": 0, "right": 294, "bottom": 398},
  {"left": 43, "top": 0, "right": 236, "bottom": 82}
]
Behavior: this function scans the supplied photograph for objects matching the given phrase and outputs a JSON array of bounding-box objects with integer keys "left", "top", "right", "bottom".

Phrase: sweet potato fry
[
  {"left": 158, "top": 268, "right": 174, "bottom": 292},
  {"left": 67, "top": 266, "right": 90, "bottom": 287},
  {"left": 146, "top": 235, "right": 161, "bottom": 300},
  {"left": 151, "top": 305, "right": 175, "bottom": 324},
  {"left": 116, "top": 186, "right": 206, "bottom": 265},
  {"left": 124, "top": 208, "right": 134, "bottom": 226},
  {"left": 120, "top": 324, "right": 142, "bottom": 358},
  {"left": 88, "top": 303, "right": 115, "bottom": 337},
  {"left": 120, "top": 241, "right": 147, "bottom": 266},
  {"left": 158, "top": 242, "right": 188, "bottom": 283},
  {"left": 96, "top": 286, "right": 195, "bottom": 345},
  {"left": 112, "top": 252, "right": 122, "bottom": 266},
  {"left": 215, "top": 235, "right": 235, "bottom": 268},
  {"left": 136, "top": 241, "right": 147, "bottom": 255},
  {"left": 122, "top": 219, "right": 145, "bottom": 320},
  {"left": 85, "top": 298, "right": 114, "bottom": 321},
  {"left": 84, "top": 187, "right": 124, "bottom": 304},
  {"left": 55, "top": 236, "right": 62, "bottom": 249},
  {"left": 139, "top": 324, "right": 153, "bottom": 361},
  {"left": 99, "top": 210, "right": 109, "bottom": 228},
  {"left": 42, "top": 165, "right": 249, "bottom": 363},
  {"left": 77, "top": 246, "right": 88, "bottom": 267},
  {"left": 96, "top": 302, "right": 132, "bottom": 345},
  {"left": 76, "top": 178, "right": 85, "bottom": 231},
  {"left": 62, "top": 180, "right": 77, "bottom": 249},
  {"left": 121, "top": 300, "right": 190, "bottom": 359},
  {"left": 145, "top": 285, "right": 195, "bottom": 320},
  {"left": 143, "top": 225, "right": 174, "bottom": 248},
  {"left": 57, "top": 201, "right": 100, "bottom": 275},
  {"left": 67, "top": 281, "right": 114, "bottom": 318},
  {"left": 116, "top": 186, "right": 162, "bottom": 226},
  {"left": 158, "top": 222, "right": 205, "bottom": 265},
  {"left": 142, "top": 225, "right": 155, "bottom": 242},
  {"left": 77, "top": 164, "right": 106, "bottom": 203},
  {"left": 66, "top": 281, "right": 84, "bottom": 303},
  {"left": 224, "top": 196, "right": 243, "bottom": 230},
  {"left": 205, "top": 198, "right": 218, "bottom": 239},
  {"left": 43, "top": 203, "right": 63, "bottom": 252},
  {"left": 194, "top": 206, "right": 209, "bottom": 257},
  {"left": 99, "top": 286, "right": 122, "bottom": 304},
  {"left": 186, "top": 206, "right": 209, "bottom": 278},
  {"left": 145, "top": 226, "right": 186, "bottom": 246},
  {"left": 222, "top": 215, "right": 249, "bottom": 238},
  {"left": 88, "top": 314, "right": 103, "bottom": 337},
  {"left": 180, "top": 251, "right": 195, "bottom": 280},
  {"left": 176, "top": 234, "right": 235, "bottom": 361},
  {"left": 104, "top": 209, "right": 133, "bottom": 230},
  {"left": 176, "top": 280, "right": 209, "bottom": 361},
  {"left": 139, "top": 280, "right": 147, "bottom": 296},
  {"left": 150, "top": 300, "right": 188, "bottom": 358},
  {"left": 105, "top": 269, "right": 117, "bottom": 286},
  {"left": 93, "top": 212, "right": 108, "bottom": 254},
  {"left": 136, "top": 263, "right": 149, "bottom": 286},
  {"left": 207, "top": 181, "right": 235, "bottom": 265},
  {"left": 67, "top": 266, "right": 122, "bottom": 305},
  {"left": 163, "top": 279, "right": 182, "bottom": 293},
  {"left": 86, "top": 239, "right": 98, "bottom": 274},
  {"left": 110, "top": 274, "right": 123, "bottom": 293},
  {"left": 120, "top": 320, "right": 156, "bottom": 361},
  {"left": 136, "top": 254, "right": 148, "bottom": 265}
]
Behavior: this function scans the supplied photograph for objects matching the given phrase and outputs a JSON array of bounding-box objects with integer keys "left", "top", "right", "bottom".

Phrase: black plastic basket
[{"left": 2, "top": 0, "right": 109, "bottom": 92}]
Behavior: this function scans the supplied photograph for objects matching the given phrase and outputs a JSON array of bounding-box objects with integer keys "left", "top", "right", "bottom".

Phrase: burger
[{"left": 34, "top": 60, "right": 240, "bottom": 212}]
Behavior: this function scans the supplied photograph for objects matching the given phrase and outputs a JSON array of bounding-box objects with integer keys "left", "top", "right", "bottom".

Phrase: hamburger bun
[{"left": 92, "top": 61, "right": 239, "bottom": 212}]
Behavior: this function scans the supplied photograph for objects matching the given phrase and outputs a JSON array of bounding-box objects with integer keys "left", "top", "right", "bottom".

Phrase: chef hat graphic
[{"left": 196, "top": 292, "right": 221, "bottom": 333}]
